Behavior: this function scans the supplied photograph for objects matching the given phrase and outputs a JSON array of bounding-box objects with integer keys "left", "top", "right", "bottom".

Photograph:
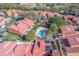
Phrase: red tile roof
[
  {"left": 12, "top": 43, "right": 27, "bottom": 56},
  {"left": 8, "top": 25, "right": 19, "bottom": 31},
  {"left": 62, "top": 31, "right": 78, "bottom": 37},
  {"left": 0, "top": 40, "right": 61, "bottom": 56},
  {"left": 0, "top": 19, "right": 4, "bottom": 23},
  {"left": 25, "top": 40, "right": 46, "bottom": 56},
  {"left": 65, "top": 47, "right": 79, "bottom": 54},
  {"left": 73, "top": 17, "right": 79, "bottom": 24},
  {"left": 37, "top": 11, "right": 61, "bottom": 17},
  {"left": 63, "top": 37, "right": 79, "bottom": 54},
  {"left": 60, "top": 24, "right": 79, "bottom": 54},
  {"left": 64, "top": 15, "right": 74, "bottom": 22},
  {"left": 32, "top": 40, "right": 45, "bottom": 56},
  {"left": 60, "top": 25, "right": 75, "bottom": 34},
  {"left": 63, "top": 36, "right": 79, "bottom": 47},
  {"left": 0, "top": 41, "right": 17, "bottom": 56},
  {"left": 59, "top": 25, "right": 77, "bottom": 37},
  {"left": 8, "top": 18, "right": 34, "bottom": 35},
  {"left": 7, "top": 10, "right": 20, "bottom": 16},
  {"left": 0, "top": 40, "right": 46, "bottom": 56},
  {"left": 37, "top": 11, "right": 53, "bottom": 17},
  {"left": 73, "top": 17, "right": 79, "bottom": 21},
  {"left": 64, "top": 15, "right": 79, "bottom": 24},
  {"left": 23, "top": 18, "right": 34, "bottom": 27},
  {"left": 8, "top": 25, "right": 20, "bottom": 34},
  {"left": 75, "top": 37, "right": 79, "bottom": 43},
  {"left": 17, "top": 22, "right": 29, "bottom": 34},
  {"left": 64, "top": 15, "right": 74, "bottom": 19},
  {"left": 0, "top": 17, "right": 5, "bottom": 23},
  {"left": 25, "top": 44, "right": 33, "bottom": 56}
]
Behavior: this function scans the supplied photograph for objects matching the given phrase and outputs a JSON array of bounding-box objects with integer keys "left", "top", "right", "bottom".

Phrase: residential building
[
  {"left": 62, "top": 36, "right": 79, "bottom": 56},
  {"left": 0, "top": 40, "right": 45, "bottom": 56},
  {"left": 59, "top": 24, "right": 79, "bottom": 56},
  {"left": 37, "top": 11, "right": 62, "bottom": 18},
  {"left": 64, "top": 15, "right": 79, "bottom": 24},
  {"left": 6, "top": 10, "right": 21, "bottom": 16},
  {"left": 0, "top": 40, "right": 60, "bottom": 56},
  {"left": 0, "top": 17, "right": 12, "bottom": 28},
  {"left": 8, "top": 18, "right": 35, "bottom": 36},
  {"left": 58, "top": 25, "right": 77, "bottom": 38}
]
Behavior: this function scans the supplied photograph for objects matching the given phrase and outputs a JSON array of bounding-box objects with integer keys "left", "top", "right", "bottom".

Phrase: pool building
[{"left": 36, "top": 27, "right": 47, "bottom": 38}]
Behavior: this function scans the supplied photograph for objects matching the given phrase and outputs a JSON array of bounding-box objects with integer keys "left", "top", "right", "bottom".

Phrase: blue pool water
[
  {"left": 36, "top": 27, "right": 47, "bottom": 38},
  {"left": 37, "top": 30, "right": 45, "bottom": 37}
]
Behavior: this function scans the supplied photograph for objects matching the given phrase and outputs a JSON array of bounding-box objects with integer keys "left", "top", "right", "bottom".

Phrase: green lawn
[{"left": 4, "top": 32, "right": 21, "bottom": 41}]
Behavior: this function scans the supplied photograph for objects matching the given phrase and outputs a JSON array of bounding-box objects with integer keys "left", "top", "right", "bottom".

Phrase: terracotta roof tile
[
  {"left": 12, "top": 43, "right": 27, "bottom": 56},
  {"left": 29, "top": 40, "right": 45, "bottom": 56},
  {"left": 0, "top": 41, "right": 17, "bottom": 56},
  {"left": 67, "top": 37, "right": 79, "bottom": 47},
  {"left": 0, "top": 40, "right": 46, "bottom": 56},
  {"left": 24, "top": 19, "right": 34, "bottom": 27},
  {"left": 0, "top": 17, "right": 5, "bottom": 23},
  {"left": 63, "top": 35, "right": 79, "bottom": 47},
  {"left": 17, "top": 22, "right": 29, "bottom": 34},
  {"left": 8, "top": 18, "right": 34, "bottom": 35},
  {"left": 8, "top": 25, "right": 19, "bottom": 31},
  {"left": 65, "top": 47, "right": 79, "bottom": 53},
  {"left": 60, "top": 25, "right": 74, "bottom": 34}
]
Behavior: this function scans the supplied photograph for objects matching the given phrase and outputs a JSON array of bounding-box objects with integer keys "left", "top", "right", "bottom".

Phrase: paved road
[
  {"left": 47, "top": 32, "right": 64, "bottom": 56},
  {"left": 47, "top": 32, "right": 61, "bottom": 51}
]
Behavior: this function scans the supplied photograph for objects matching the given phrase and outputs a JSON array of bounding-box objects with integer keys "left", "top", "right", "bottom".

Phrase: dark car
[{"left": 45, "top": 45, "right": 52, "bottom": 56}]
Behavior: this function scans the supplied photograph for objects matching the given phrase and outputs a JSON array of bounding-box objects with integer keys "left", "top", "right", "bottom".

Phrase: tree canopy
[
  {"left": 47, "top": 24, "right": 58, "bottom": 35},
  {"left": 48, "top": 16, "right": 66, "bottom": 27}
]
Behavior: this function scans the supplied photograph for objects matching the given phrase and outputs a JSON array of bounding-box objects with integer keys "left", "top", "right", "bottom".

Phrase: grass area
[{"left": 3, "top": 32, "right": 21, "bottom": 41}]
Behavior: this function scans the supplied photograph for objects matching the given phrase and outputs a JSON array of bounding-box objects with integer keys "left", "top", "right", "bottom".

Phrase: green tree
[
  {"left": 49, "top": 24, "right": 58, "bottom": 32},
  {"left": 47, "top": 24, "right": 58, "bottom": 35},
  {"left": 48, "top": 17, "right": 66, "bottom": 27}
]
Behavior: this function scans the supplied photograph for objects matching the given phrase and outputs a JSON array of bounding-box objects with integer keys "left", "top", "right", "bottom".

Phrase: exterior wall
[
  {"left": 67, "top": 53, "right": 79, "bottom": 56},
  {"left": 70, "top": 45, "right": 79, "bottom": 48}
]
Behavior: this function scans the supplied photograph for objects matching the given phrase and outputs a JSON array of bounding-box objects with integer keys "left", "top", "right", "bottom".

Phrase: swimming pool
[{"left": 36, "top": 27, "right": 47, "bottom": 38}]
